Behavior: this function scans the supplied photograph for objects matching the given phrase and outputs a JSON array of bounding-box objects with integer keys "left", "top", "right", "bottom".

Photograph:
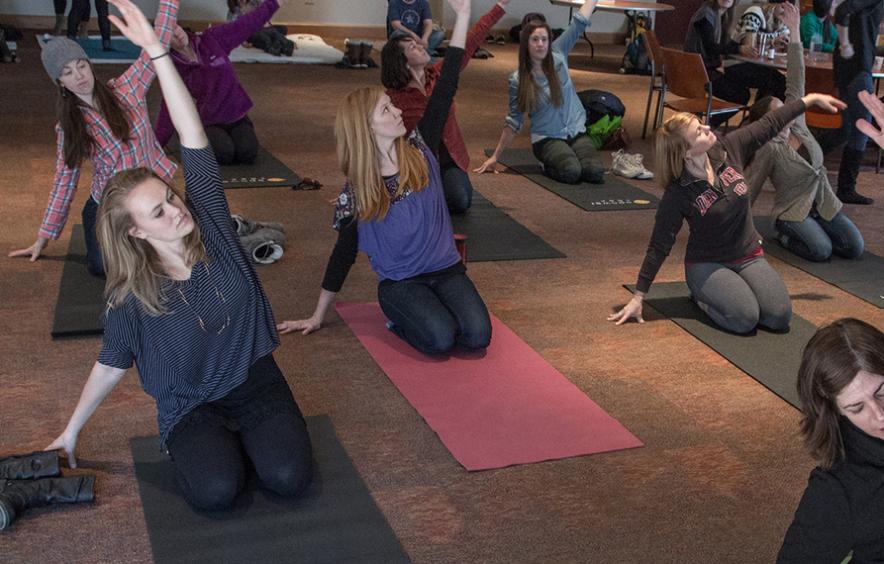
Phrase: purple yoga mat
[{"left": 336, "top": 302, "right": 643, "bottom": 471}]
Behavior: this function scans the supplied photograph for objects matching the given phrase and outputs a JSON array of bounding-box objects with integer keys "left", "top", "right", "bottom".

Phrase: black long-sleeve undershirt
[{"left": 320, "top": 46, "right": 465, "bottom": 293}]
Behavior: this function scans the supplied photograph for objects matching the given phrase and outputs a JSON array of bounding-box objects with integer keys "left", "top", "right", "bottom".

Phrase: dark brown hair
[
  {"left": 380, "top": 36, "right": 413, "bottom": 90},
  {"left": 58, "top": 63, "right": 132, "bottom": 169},
  {"left": 517, "top": 20, "right": 562, "bottom": 114},
  {"left": 797, "top": 318, "right": 884, "bottom": 469},
  {"left": 706, "top": 0, "right": 735, "bottom": 44}
]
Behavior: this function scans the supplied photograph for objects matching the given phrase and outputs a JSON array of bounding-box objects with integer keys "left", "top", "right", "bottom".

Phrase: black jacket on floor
[{"left": 777, "top": 418, "right": 884, "bottom": 563}]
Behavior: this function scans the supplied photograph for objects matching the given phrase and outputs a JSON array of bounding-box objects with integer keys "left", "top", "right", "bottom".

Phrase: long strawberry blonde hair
[
  {"left": 334, "top": 86, "right": 429, "bottom": 221},
  {"left": 654, "top": 112, "right": 696, "bottom": 188}
]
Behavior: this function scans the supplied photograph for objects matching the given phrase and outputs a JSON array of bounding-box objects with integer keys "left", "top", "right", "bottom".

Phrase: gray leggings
[{"left": 685, "top": 256, "right": 791, "bottom": 334}]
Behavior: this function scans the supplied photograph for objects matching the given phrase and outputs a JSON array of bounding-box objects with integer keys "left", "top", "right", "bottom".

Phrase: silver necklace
[{"left": 176, "top": 263, "right": 231, "bottom": 334}]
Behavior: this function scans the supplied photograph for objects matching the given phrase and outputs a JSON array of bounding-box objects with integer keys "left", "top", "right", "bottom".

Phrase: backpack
[
  {"left": 620, "top": 33, "right": 651, "bottom": 75},
  {"left": 577, "top": 90, "right": 626, "bottom": 126}
]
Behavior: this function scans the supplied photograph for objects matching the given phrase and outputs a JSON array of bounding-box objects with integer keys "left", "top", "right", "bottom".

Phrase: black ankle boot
[
  {"left": 0, "top": 451, "right": 60, "bottom": 481},
  {"left": 837, "top": 147, "right": 874, "bottom": 205},
  {"left": 344, "top": 39, "right": 360, "bottom": 67},
  {"left": 0, "top": 475, "right": 95, "bottom": 531}
]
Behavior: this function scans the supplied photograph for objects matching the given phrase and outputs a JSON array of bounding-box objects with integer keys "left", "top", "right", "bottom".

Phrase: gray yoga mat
[
  {"left": 130, "top": 415, "right": 410, "bottom": 564},
  {"left": 624, "top": 282, "right": 817, "bottom": 409},
  {"left": 219, "top": 146, "right": 305, "bottom": 189},
  {"left": 450, "top": 192, "right": 565, "bottom": 262},
  {"left": 489, "top": 148, "right": 659, "bottom": 211},
  {"left": 754, "top": 216, "right": 884, "bottom": 308},
  {"left": 51, "top": 225, "right": 105, "bottom": 339}
]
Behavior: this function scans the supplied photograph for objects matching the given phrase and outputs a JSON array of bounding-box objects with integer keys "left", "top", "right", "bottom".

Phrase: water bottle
[{"left": 809, "top": 33, "right": 822, "bottom": 62}]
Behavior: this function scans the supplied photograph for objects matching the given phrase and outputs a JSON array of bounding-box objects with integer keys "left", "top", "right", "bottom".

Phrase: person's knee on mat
[
  {"left": 581, "top": 165, "right": 604, "bottom": 184},
  {"left": 446, "top": 192, "right": 472, "bottom": 214},
  {"left": 698, "top": 298, "right": 759, "bottom": 334},
  {"left": 548, "top": 161, "right": 582, "bottom": 184},
  {"left": 759, "top": 303, "right": 791, "bottom": 333},
  {"left": 419, "top": 330, "right": 457, "bottom": 354},
  {"left": 258, "top": 460, "right": 313, "bottom": 498},
  {"left": 213, "top": 145, "right": 236, "bottom": 166},
  {"left": 183, "top": 475, "right": 242, "bottom": 511}
]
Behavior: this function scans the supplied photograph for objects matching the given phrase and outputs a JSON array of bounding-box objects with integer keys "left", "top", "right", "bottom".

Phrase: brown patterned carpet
[{"left": 1, "top": 32, "right": 882, "bottom": 563}]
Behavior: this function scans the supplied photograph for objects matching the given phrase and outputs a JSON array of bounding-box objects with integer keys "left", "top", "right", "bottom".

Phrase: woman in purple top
[
  {"left": 278, "top": 0, "right": 491, "bottom": 356},
  {"left": 154, "top": 0, "right": 285, "bottom": 165}
]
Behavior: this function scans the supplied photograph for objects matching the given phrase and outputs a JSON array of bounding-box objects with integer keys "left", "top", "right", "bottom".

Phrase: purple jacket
[{"left": 153, "top": 0, "right": 279, "bottom": 146}]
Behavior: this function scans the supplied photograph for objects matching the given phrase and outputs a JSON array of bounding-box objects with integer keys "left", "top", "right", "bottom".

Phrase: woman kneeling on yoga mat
[
  {"left": 278, "top": 0, "right": 491, "bottom": 356},
  {"left": 777, "top": 318, "right": 884, "bottom": 562},
  {"left": 153, "top": 0, "right": 288, "bottom": 166},
  {"left": 475, "top": 0, "right": 604, "bottom": 185},
  {"left": 608, "top": 92, "right": 844, "bottom": 334},
  {"left": 744, "top": 3, "right": 863, "bottom": 264},
  {"left": 381, "top": 0, "right": 508, "bottom": 214},
  {"left": 9, "top": 0, "right": 179, "bottom": 277},
  {"left": 46, "top": 0, "right": 313, "bottom": 512}
]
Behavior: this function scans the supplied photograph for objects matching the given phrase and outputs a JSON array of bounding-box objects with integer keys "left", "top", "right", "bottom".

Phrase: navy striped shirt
[{"left": 98, "top": 146, "right": 279, "bottom": 444}]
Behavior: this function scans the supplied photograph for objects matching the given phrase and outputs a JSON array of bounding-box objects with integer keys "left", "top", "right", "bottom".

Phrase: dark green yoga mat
[
  {"left": 754, "top": 216, "right": 884, "bottom": 308},
  {"left": 51, "top": 225, "right": 105, "bottom": 339},
  {"left": 130, "top": 415, "right": 411, "bottom": 564},
  {"left": 489, "top": 148, "right": 659, "bottom": 211},
  {"left": 220, "top": 146, "right": 304, "bottom": 189},
  {"left": 624, "top": 282, "right": 817, "bottom": 408},
  {"left": 450, "top": 192, "right": 565, "bottom": 262}
]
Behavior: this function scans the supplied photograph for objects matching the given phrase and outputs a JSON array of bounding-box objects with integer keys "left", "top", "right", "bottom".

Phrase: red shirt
[{"left": 387, "top": 3, "right": 504, "bottom": 172}]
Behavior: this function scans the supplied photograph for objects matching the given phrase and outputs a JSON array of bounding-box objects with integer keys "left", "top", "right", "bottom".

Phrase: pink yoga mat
[{"left": 336, "top": 302, "right": 643, "bottom": 471}]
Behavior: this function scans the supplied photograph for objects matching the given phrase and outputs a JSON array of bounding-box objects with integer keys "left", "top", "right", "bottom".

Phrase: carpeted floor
[{"left": 1, "top": 31, "right": 882, "bottom": 563}]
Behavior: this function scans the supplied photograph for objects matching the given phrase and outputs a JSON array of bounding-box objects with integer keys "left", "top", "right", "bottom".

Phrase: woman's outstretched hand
[
  {"left": 856, "top": 90, "right": 884, "bottom": 150},
  {"left": 277, "top": 317, "right": 323, "bottom": 336},
  {"left": 607, "top": 296, "right": 645, "bottom": 325},
  {"left": 474, "top": 155, "right": 498, "bottom": 174},
  {"left": 45, "top": 431, "right": 78, "bottom": 469},
  {"left": 107, "top": 0, "right": 161, "bottom": 51},
  {"left": 9, "top": 237, "right": 48, "bottom": 262},
  {"left": 801, "top": 93, "right": 846, "bottom": 113},
  {"left": 446, "top": 0, "right": 471, "bottom": 17}
]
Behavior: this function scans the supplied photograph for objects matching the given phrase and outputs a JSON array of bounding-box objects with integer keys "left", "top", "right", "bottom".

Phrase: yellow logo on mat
[
  {"left": 268, "top": 177, "right": 286, "bottom": 182},
  {"left": 634, "top": 199, "right": 650, "bottom": 205}
]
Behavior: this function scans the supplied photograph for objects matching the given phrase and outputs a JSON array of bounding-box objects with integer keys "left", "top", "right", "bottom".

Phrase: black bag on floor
[{"left": 577, "top": 90, "right": 626, "bottom": 126}]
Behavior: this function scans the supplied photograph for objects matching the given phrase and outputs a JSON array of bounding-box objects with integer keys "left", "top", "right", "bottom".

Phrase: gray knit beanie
[{"left": 41, "top": 38, "right": 89, "bottom": 81}]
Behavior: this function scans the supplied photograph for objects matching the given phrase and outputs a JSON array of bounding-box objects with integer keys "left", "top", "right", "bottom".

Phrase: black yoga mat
[
  {"left": 51, "top": 225, "right": 105, "bottom": 339},
  {"left": 220, "top": 146, "right": 304, "bottom": 189},
  {"left": 624, "top": 282, "right": 817, "bottom": 409},
  {"left": 755, "top": 216, "right": 884, "bottom": 308},
  {"left": 450, "top": 191, "right": 566, "bottom": 262},
  {"left": 489, "top": 148, "right": 659, "bottom": 211},
  {"left": 130, "top": 415, "right": 410, "bottom": 564}
]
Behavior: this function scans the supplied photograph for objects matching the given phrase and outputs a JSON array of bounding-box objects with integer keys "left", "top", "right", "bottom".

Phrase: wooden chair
[
  {"left": 659, "top": 48, "right": 747, "bottom": 127},
  {"left": 641, "top": 30, "right": 665, "bottom": 139}
]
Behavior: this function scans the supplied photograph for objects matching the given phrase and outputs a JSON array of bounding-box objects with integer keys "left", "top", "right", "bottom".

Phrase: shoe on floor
[
  {"left": 611, "top": 149, "right": 654, "bottom": 180},
  {"left": 837, "top": 190, "right": 874, "bottom": 205},
  {"left": 252, "top": 241, "right": 284, "bottom": 264}
]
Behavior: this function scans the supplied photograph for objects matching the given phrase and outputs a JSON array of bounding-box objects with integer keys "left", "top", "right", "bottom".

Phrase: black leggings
[
  {"left": 205, "top": 116, "right": 259, "bottom": 166},
  {"left": 166, "top": 355, "right": 313, "bottom": 511},
  {"left": 708, "top": 63, "right": 786, "bottom": 127},
  {"left": 54, "top": 0, "right": 67, "bottom": 15},
  {"left": 67, "top": 0, "right": 110, "bottom": 41}
]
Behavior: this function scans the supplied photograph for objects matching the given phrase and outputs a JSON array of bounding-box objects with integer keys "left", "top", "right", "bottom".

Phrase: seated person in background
[
  {"left": 382, "top": 0, "right": 509, "bottom": 214},
  {"left": 684, "top": 0, "right": 786, "bottom": 127},
  {"left": 745, "top": 3, "right": 863, "bottom": 262},
  {"left": 476, "top": 0, "right": 605, "bottom": 185},
  {"left": 387, "top": 0, "right": 445, "bottom": 56},
  {"left": 776, "top": 318, "right": 884, "bottom": 563},
  {"left": 154, "top": 0, "right": 287, "bottom": 165},
  {"left": 732, "top": 0, "right": 789, "bottom": 50},
  {"left": 800, "top": 0, "right": 839, "bottom": 53},
  {"left": 226, "top": 0, "right": 293, "bottom": 56}
]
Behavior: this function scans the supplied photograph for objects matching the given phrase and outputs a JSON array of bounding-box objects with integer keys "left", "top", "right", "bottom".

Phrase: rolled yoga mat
[
  {"left": 335, "top": 302, "right": 643, "bottom": 471},
  {"left": 449, "top": 191, "right": 565, "bottom": 262},
  {"left": 130, "top": 415, "right": 410, "bottom": 564},
  {"left": 51, "top": 225, "right": 106, "bottom": 339},
  {"left": 754, "top": 216, "right": 884, "bottom": 309},
  {"left": 36, "top": 34, "right": 141, "bottom": 63},
  {"left": 488, "top": 148, "right": 659, "bottom": 211},
  {"left": 220, "top": 146, "right": 304, "bottom": 189},
  {"left": 624, "top": 282, "right": 817, "bottom": 409}
]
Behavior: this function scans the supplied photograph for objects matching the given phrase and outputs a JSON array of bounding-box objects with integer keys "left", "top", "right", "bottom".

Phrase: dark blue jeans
[
  {"left": 837, "top": 71, "right": 875, "bottom": 152},
  {"left": 776, "top": 210, "right": 864, "bottom": 262},
  {"left": 441, "top": 162, "right": 473, "bottom": 214},
  {"left": 81, "top": 196, "right": 104, "bottom": 277},
  {"left": 377, "top": 263, "right": 492, "bottom": 355}
]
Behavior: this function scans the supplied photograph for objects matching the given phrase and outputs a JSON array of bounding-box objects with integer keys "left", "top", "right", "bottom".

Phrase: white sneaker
[
  {"left": 252, "top": 241, "right": 284, "bottom": 264},
  {"left": 612, "top": 149, "right": 654, "bottom": 180}
]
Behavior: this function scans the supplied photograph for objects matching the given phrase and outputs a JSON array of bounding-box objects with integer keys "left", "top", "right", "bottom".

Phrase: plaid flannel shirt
[{"left": 40, "top": 0, "right": 179, "bottom": 240}]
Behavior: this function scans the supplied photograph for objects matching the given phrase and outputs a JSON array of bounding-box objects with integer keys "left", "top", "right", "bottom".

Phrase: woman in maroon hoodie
[
  {"left": 154, "top": 0, "right": 285, "bottom": 165},
  {"left": 609, "top": 92, "right": 843, "bottom": 334}
]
